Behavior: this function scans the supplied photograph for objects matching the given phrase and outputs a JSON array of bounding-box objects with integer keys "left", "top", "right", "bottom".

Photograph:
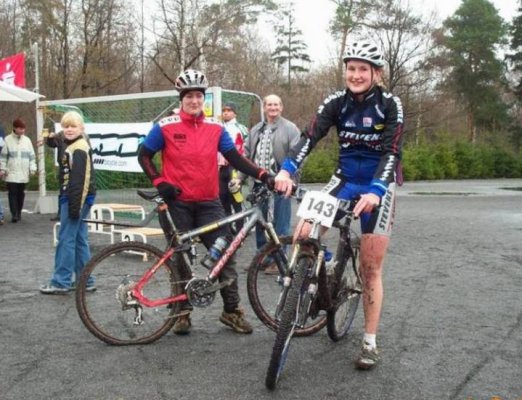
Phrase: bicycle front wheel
[
  {"left": 326, "top": 244, "right": 361, "bottom": 342},
  {"left": 247, "top": 236, "right": 326, "bottom": 336},
  {"left": 76, "top": 241, "right": 182, "bottom": 345},
  {"left": 265, "top": 256, "right": 311, "bottom": 390}
]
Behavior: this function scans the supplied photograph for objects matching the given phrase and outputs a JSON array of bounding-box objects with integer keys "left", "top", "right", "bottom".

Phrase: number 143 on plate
[{"left": 296, "top": 190, "right": 339, "bottom": 228}]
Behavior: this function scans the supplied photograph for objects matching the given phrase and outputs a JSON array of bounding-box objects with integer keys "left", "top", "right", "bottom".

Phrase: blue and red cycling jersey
[{"left": 141, "top": 110, "right": 235, "bottom": 201}]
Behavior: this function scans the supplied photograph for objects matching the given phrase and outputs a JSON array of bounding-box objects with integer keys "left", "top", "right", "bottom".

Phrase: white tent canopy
[{"left": 0, "top": 80, "right": 44, "bottom": 102}]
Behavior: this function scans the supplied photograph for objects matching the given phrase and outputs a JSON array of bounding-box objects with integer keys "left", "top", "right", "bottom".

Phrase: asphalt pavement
[{"left": 0, "top": 179, "right": 521, "bottom": 400}]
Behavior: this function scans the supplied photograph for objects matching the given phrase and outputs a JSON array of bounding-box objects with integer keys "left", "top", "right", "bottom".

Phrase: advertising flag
[{"left": 0, "top": 53, "right": 26, "bottom": 88}]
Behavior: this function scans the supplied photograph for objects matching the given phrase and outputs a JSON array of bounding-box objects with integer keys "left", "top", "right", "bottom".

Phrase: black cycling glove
[
  {"left": 157, "top": 182, "right": 182, "bottom": 200},
  {"left": 259, "top": 172, "right": 276, "bottom": 191}
]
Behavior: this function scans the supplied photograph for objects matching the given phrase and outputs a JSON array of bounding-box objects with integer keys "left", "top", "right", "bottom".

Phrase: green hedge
[
  {"left": 18, "top": 139, "right": 520, "bottom": 193},
  {"left": 403, "top": 140, "right": 522, "bottom": 181},
  {"left": 303, "top": 139, "right": 521, "bottom": 182},
  {"left": 301, "top": 147, "right": 338, "bottom": 183}
]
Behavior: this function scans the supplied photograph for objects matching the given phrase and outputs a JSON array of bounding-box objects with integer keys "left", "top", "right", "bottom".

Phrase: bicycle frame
[
  {"left": 264, "top": 189, "right": 362, "bottom": 390},
  {"left": 283, "top": 193, "right": 358, "bottom": 324},
  {"left": 116, "top": 187, "right": 286, "bottom": 310}
]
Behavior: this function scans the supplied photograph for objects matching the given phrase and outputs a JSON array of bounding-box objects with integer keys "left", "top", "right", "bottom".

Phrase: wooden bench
[
  {"left": 113, "top": 227, "right": 165, "bottom": 261},
  {"left": 52, "top": 203, "right": 146, "bottom": 247},
  {"left": 90, "top": 203, "right": 146, "bottom": 244},
  {"left": 114, "top": 227, "right": 164, "bottom": 241}
]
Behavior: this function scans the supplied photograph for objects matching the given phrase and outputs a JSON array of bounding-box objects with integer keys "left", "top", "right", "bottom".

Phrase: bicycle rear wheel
[
  {"left": 247, "top": 236, "right": 326, "bottom": 336},
  {"left": 326, "top": 244, "right": 361, "bottom": 342},
  {"left": 76, "top": 241, "right": 182, "bottom": 345},
  {"left": 265, "top": 256, "right": 311, "bottom": 390}
]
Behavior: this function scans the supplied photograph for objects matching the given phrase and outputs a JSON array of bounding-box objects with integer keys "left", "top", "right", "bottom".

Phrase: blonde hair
[{"left": 61, "top": 111, "right": 85, "bottom": 129}]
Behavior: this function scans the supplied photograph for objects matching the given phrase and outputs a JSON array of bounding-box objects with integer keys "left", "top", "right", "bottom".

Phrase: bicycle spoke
[
  {"left": 76, "top": 241, "right": 182, "bottom": 345},
  {"left": 327, "top": 246, "right": 361, "bottom": 342}
]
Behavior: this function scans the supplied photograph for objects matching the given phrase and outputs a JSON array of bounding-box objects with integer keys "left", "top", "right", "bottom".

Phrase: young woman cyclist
[{"left": 274, "top": 40, "right": 404, "bottom": 370}]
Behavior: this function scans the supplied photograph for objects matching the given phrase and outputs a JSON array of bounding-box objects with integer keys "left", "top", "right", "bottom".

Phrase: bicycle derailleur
[{"left": 116, "top": 276, "right": 144, "bottom": 325}]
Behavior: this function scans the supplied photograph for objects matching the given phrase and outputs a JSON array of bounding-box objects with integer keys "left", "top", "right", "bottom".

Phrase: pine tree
[
  {"left": 442, "top": 0, "right": 508, "bottom": 142},
  {"left": 507, "top": 0, "right": 522, "bottom": 99},
  {"left": 271, "top": 1, "right": 311, "bottom": 91}
]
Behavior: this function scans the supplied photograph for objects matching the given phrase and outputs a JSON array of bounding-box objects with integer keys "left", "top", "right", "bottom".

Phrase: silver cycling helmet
[
  {"left": 175, "top": 69, "right": 209, "bottom": 98},
  {"left": 343, "top": 41, "right": 385, "bottom": 68}
]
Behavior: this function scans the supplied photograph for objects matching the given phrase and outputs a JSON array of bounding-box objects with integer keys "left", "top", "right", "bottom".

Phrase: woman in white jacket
[{"left": 0, "top": 118, "right": 36, "bottom": 223}]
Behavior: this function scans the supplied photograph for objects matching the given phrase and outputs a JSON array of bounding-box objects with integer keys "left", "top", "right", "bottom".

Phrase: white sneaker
[{"left": 354, "top": 345, "right": 379, "bottom": 370}]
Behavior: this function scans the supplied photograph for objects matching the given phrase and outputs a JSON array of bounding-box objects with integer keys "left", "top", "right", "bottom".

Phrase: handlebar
[
  {"left": 245, "top": 184, "right": 277, "bottom": 205},
  {"left": 137, "top": 189, "right": 164, "bottom": 204}
]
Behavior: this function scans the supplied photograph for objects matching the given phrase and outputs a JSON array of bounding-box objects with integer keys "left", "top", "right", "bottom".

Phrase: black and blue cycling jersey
[{"left": 281, "top": 85, "right": 404, "bottom": 198}]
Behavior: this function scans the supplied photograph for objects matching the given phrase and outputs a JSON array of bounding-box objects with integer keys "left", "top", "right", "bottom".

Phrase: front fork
[
  {"left": 274, "top": 242, "right": 299, "bottom": 321},
  {"left": 296, "top": 247, "right": 325, "bottom": 327}
]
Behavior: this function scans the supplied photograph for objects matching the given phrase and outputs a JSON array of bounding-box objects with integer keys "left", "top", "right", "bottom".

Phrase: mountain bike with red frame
[{"left": 75, "top": 184, "right": 324, "bottom": 345}]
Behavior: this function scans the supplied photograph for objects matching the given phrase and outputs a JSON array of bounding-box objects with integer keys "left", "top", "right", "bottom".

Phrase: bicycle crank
[
  {"left": 185, "top": 278, "right": 215, "bottom": 307},
  {"left": 185, "top": 278, "right": 235, "bottom": 307}
]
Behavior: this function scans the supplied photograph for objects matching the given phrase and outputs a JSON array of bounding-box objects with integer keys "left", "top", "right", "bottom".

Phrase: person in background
[
  {"left": 137, "top": 69, "right": 274, "bottom": 335},
  {"left": 0, "top": 118, "right": 37, "bottom": 223},
  {"left": 0, "top": 123, "right": 4, "bottom": 225},
  {"left": 240, "top": 94, "right": 301, "bottom": 274},
  {"left": 44, "top": 130, "right": 66, "bottom": 221},
  {"left": 219, "top": 102, "right": 249, "bottom": 232},
  {"left": 274, "top": 40, "right": 404, "bottom": 370},
  {"left": 39, "top": 111, "right": 97, "bottom": 294}
]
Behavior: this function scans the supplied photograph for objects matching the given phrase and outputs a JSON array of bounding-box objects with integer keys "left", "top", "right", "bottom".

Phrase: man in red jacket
[{"left": 138, "top": 69, "right": 272, "bottom": 335}]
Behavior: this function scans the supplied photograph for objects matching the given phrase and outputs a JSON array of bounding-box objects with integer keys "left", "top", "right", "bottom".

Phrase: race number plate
[{"left": 296, "top": 190, "right": 339, "bottom": 228}]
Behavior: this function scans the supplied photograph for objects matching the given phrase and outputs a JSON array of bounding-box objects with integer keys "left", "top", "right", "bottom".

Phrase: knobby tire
[
  {"left": 247, "top": 237, "right": 326, "bottom": 337},
  {"left": 326, "top": 244, "right": 361, "bottom": 342},
  {"left": 265, "top": 257, "right": 311, "bottom": 390},
  {"left": 76, "top": 241, "right": 182, "bottom": 345}
]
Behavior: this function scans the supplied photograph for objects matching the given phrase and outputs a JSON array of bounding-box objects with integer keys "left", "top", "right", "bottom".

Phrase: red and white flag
[{"left": 0, "top": 53, "right": 26, "bottom": 88}]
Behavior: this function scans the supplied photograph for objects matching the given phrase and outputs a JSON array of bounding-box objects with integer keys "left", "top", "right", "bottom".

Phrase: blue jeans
[
  {"left": 50, "top": 201, "right": 94, "bottom": 289},
  {"left": 0, "top": 195, "right": 4, "bottom": 220},
  {"left": 255, "top": 186, "right": 292, "bottom": 250}
]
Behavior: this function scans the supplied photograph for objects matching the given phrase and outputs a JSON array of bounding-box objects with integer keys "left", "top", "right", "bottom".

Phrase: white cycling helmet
[
  {"left": 343, "top": 41, "right": 385, "bottom": 68},
  {"left": 175, "top": 69, "right": 209, "bottom": 97}
]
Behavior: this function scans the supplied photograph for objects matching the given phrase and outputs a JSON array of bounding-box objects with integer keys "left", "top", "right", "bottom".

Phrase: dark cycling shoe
[
  {"left": 172, "top": 313, "right": 191, "bottom": 335},
  {"left": 263, "top": 263, "right": 279, "bottom": 275},
  {"left": 219, "top": 308, "right": 253, "bottom": 334}
]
